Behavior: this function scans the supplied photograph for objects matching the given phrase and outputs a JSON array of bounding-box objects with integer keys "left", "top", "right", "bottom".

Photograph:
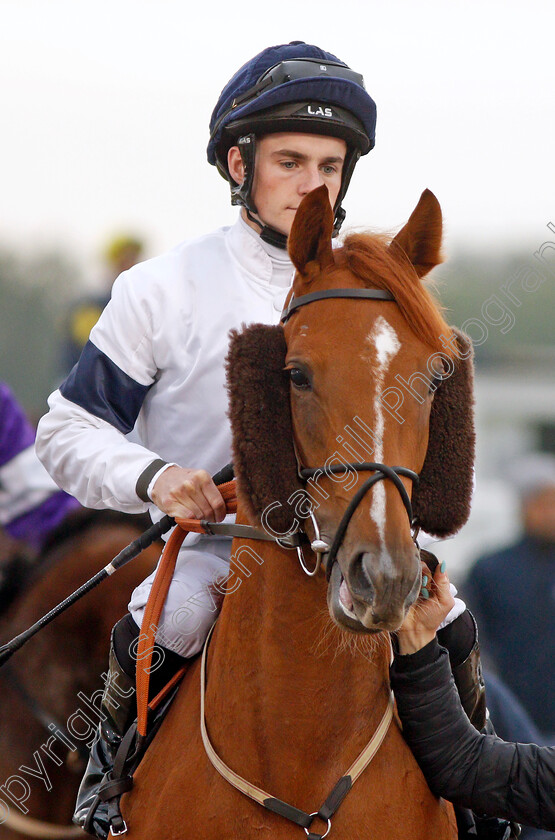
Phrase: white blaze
[{"left": 366, "top": 317, "right": 401, "bottom": 559}]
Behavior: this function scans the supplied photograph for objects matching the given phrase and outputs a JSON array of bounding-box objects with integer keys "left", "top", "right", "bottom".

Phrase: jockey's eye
[{"left": 288, "top": 367, "right": 312, "bottom": 390}]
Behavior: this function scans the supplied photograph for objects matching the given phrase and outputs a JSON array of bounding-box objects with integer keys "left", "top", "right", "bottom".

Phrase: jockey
[
  {"left": 36, "top": 41, "right": 486, "bottom": 839},
  {"left": 36, "top": 41, "right": 377, "bottom": 837}
]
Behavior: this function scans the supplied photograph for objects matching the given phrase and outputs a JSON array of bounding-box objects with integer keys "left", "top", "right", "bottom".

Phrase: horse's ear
[
  {"left": 226, "top": 324, "right": 302, "bottom": 534},
  {"left": 390, "top": 189, "right": 443, "bottom": 279},
  {"left": 288, "top": 185, "right": 335, "bottom": 276},
  {"left": 411, "top": 329, "right": 475, "bottom": 536}
]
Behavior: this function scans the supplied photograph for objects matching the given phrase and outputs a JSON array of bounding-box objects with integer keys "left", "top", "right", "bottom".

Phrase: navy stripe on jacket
[{"left": 60, "top": 340, "right": 151, "bottom": 434}]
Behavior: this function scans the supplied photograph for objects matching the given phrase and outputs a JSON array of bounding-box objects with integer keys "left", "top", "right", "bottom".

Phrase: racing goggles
[{"left": 230, "top": 58, "right": 367, "bottom": 110}]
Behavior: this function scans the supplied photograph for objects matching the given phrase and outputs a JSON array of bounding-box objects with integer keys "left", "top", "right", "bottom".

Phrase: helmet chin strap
[
  {"left": 231, "top": 135, "right": 289, "bottom": 250},
  {"left": 244, "top": 208, "right": 289, "bottom": 250}
]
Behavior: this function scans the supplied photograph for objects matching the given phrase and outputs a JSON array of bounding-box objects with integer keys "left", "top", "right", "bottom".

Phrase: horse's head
[{"left": 227, "top": 186, "right": 474, "bottom": 634}]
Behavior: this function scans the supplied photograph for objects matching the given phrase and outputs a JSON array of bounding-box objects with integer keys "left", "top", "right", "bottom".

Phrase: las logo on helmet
[{"left": 307, "top": 105, "right": 333, "bottom": 117}]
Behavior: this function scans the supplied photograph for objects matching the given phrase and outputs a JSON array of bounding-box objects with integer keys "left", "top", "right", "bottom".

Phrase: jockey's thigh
[{"left": 128, "top": 535, "right": 231, "bottom": 658}]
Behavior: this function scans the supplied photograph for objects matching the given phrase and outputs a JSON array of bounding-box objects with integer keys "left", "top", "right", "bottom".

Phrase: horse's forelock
[{"left": 335, "top": 233, "right": 453, "bottom": 359}]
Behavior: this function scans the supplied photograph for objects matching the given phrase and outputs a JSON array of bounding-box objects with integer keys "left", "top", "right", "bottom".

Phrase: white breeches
[{"left": 128, "top": 535, "right": 231, "bottom": 657}]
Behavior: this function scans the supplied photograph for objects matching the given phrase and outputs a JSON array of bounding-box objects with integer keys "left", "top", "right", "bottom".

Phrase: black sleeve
[{"left": 390, "top": 639, "right": 555, "bottom": 831}]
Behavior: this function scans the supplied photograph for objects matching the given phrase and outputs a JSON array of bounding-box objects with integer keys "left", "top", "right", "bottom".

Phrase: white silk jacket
[{"left": 36, "top": 217, "right": 293, "bottom": 516}]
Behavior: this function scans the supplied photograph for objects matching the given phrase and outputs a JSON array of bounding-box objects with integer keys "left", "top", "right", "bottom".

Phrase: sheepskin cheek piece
[
  {"left": 226, "top": 324, "right": 475, "bottom": 539},
  {"left": 226, "top": 324, "right": 303, "bottom": 535},
  {"left": 411, "top": 328, "right": 475, "bottom": 537}
]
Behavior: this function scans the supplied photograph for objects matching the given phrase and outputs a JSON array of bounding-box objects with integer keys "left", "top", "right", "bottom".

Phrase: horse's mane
[{"left": 333, "top": 232, "right": 454, "bottom": 358}]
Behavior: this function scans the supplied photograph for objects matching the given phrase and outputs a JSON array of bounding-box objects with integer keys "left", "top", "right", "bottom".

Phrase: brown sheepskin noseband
[{"left": 226, "top": 324, "right": 475, "bottom": 539}]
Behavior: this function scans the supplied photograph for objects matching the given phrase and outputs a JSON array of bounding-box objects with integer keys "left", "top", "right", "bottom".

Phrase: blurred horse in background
[{"left": 0, "top": 508, "right": 159, "bottom": 839}]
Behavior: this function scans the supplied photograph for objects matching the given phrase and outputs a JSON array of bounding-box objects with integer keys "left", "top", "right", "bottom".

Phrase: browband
[{"left": 281, "top": 288, "right": 395, "bottom": 323}]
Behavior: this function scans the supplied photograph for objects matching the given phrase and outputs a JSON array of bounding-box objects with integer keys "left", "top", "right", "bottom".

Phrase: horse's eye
[{"left": 289, "top": 368, "right": 311, "bottom": 390}]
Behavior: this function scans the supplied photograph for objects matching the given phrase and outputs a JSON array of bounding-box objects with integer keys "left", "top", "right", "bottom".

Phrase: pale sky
[{"left": 1, "top": 0, "right": 554, "bottom": 284}]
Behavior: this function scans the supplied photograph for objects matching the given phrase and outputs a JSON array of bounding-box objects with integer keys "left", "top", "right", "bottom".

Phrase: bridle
[
  {"left": 280, "top": 287, "right": 398, "bottom": 321},
  {"left": 281, "top": 287, "right": 421, "bottom": 580},
  {"left": 299, "top": 463, "right": 419, "bottom": 579}
]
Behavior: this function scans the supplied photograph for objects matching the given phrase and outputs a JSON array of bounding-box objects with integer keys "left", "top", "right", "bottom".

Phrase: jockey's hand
[
  {"left": 150, "top": 466, "right": 227, "bottom": 522},
  {"left": 396, "top": 563, "right": 455, "bottom": 655}
]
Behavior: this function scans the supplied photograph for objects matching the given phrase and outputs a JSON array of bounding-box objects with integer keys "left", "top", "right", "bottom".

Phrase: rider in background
[
  {"left": 0, "top": 382, "right": 78, "bottom": 606},
  {"left": 62, "top": 234, "right": 144, "bottom": 372},
  {"left": 36, "top": 41, "right": 489, "bottom": 838}
]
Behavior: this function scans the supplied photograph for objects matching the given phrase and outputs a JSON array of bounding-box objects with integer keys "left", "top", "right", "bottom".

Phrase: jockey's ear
[
  {"left": 288, "top": 185, "right": 335, "bottom": 278},
  {"left": 390, "top": 189, "right": 443, "bottom": 279}
]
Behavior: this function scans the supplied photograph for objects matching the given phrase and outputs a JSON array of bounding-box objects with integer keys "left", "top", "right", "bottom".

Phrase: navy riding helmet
[{"left": 208, "top": 41, "right": 377, "bottom": 247}]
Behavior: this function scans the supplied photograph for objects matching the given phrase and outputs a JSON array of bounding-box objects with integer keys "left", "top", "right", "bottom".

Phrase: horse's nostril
[{"left": 350, "top": 552, "right": 374, "bottom": 600}]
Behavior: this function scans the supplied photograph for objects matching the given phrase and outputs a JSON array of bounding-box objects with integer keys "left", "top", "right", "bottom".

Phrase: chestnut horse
[
  {"left": 121, "top": 186, "right": 475, "bottom": 839},
  {"left": 0, "top": 510, "right": 159, "bottom": 840}
]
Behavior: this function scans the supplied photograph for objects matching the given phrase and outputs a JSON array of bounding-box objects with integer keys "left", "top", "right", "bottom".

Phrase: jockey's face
[{"left": 228, "top": 132, "right": 346, "bottom": 237}]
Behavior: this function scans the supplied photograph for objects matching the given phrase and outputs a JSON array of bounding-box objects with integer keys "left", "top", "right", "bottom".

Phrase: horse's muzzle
[{"left": 329, "top": 547, "right": 421, "bottom": 633}]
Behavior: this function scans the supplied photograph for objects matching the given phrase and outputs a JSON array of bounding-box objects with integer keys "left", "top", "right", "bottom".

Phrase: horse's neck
[{"left": 204, "top": 519, "right": 392, "bottom": 785}]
